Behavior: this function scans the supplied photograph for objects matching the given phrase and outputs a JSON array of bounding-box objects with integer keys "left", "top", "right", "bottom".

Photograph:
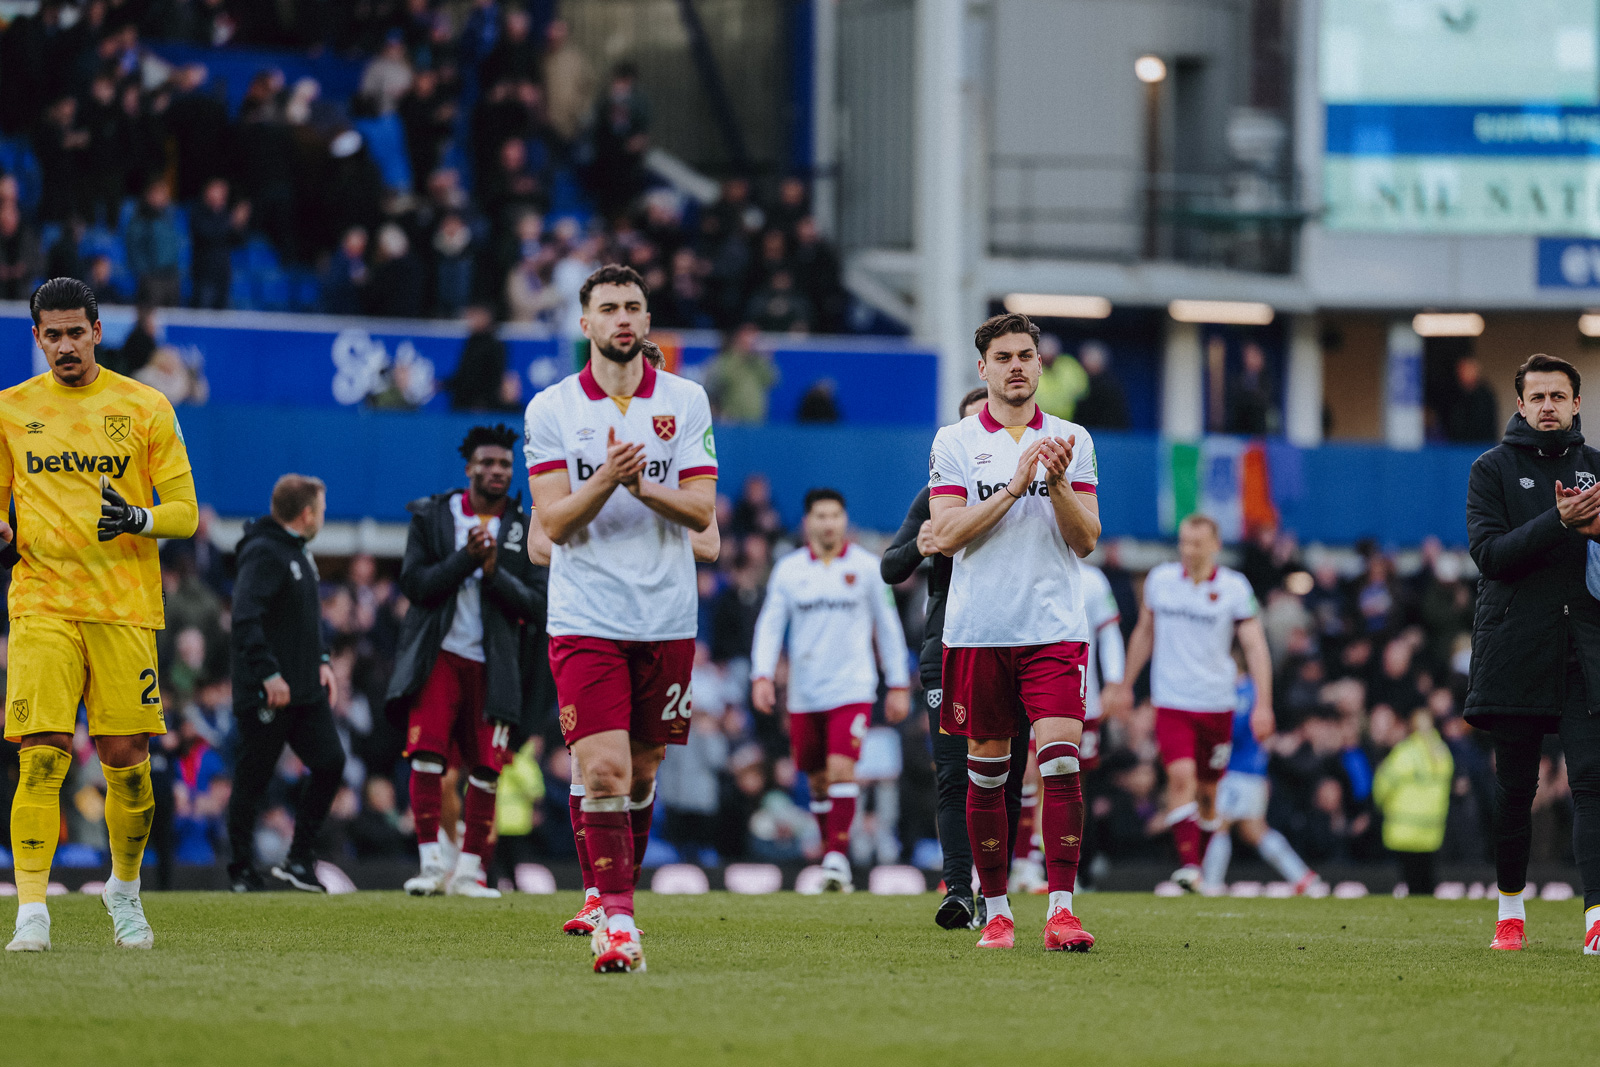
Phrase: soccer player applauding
[
  {"left": 751, "top": 489, "right": 911, "bottom": 892},
  {"left": 1111, "top": 514, "right": 1274, "bottom": 892},
  {"left": 928, "top": 312, "right": 1101, "bottom": 952},
  {"left": 4, "top": 279, "right": 198, "bottom": 952},
  {"left": 525, "top": 265, "right": 716, "bottom": 974}
]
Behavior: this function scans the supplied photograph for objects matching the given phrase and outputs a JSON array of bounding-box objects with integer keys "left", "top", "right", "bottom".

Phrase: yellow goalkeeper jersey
[{"left": 0, "top": 368, "right": 192, "bottom": 628}]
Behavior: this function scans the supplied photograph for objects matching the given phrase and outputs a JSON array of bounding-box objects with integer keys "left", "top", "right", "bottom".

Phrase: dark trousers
[
  {"left": 226, "top": 698, "right": 346, "bottom": 869},
  {"left": 1396, "top": 850, "right": 1437, "bottom": 896},
  {"left": 927, "top": 688, "right": 1026, "bottom": 896},
  {"left": 1489, "top": 708, "right": 1600, "bottom": 910}
]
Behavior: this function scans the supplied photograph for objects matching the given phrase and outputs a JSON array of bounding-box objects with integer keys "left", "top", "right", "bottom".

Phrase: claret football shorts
[
  {"left": 789, "top": 703, "right": 871, "bottom": 774},
  {"left": 939, "top": 641, "right": 1089, "bottom": 740},
  {"left": 548, "top": 635, "right": 695, "bottom": 747},
  {"left": 4, "top": 615, "right": 165, "bottom": 741}
]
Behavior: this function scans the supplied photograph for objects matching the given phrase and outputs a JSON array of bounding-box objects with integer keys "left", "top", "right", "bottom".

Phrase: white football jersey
[
  {"left": 1143, "top": 561, "right": 1258, "bottom": 712},
  {"left": 929, "top": 405, "right": 1098, "bottom": 647},
  {"left": 751, "top": 543, "right": 910, "bottom": 712},
  {"left": 523, "top": 360, "right": 717, "bottom": 641},
  {"left": 1081, "top": 563, "right": 1124, "bottom": 722}
]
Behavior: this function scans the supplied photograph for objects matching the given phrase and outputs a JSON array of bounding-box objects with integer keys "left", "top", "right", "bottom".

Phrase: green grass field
[{"left": 4, "top": 891, "right": 1599, "bottom": 1066}]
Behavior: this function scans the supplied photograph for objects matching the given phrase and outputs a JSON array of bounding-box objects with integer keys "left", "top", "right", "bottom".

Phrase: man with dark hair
[
  {"left": 386, "top": 424, "right": 546, "bottom": 898},
  {"left": 226, "top": 475, "right": 345, "bottom": 894},
  {"left": 928, "top": 311, "right": 1101, "bottom": 951},
  {"left": 525, "top": 264, "right": 716, "bottom": 973},
  {"left": 881, "top": 386, "right": 1013, "bottom": 928},
  {"left": 4, "top": 278, "right": 198, "bottom": 952},
  {"left": 1465, "top": 352, "right": 1600, "bottom": 953},
  {"left": 751, "top": 489, "right": 910, "bottom": 892}
]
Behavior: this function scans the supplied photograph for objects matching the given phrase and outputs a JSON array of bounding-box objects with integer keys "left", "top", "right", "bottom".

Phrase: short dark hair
[
  {"left": 804, "top": 488, "right": 845, "bottom": 513},
  {"left": 30, "top": 277, "right": 99, "bottom": 327},
  {"left": 974, "top": 312, "right": 1040, "bottom": 358},
  {"left": 579, "top": 263, "right": 649, "bottom": 310},
  {"left": 271, "top": 474, "right": 326, "bottom": 523},
  {"left": 959, "top": 386, "right": 989, "bottom": 415},
  {"left": 1516, "top": 353, "right": 1581, "bottom": 398},
  {"left": 459, "top": 423, "right": 518, "bottom": 461}
]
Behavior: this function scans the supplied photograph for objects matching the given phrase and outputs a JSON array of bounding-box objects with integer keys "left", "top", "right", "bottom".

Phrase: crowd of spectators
[
  {"left": 0, "top": 1, "right": 850, "bottom": 339},
  {"left": 1, "top": 466, "right": 1580, "bottom": 890}
]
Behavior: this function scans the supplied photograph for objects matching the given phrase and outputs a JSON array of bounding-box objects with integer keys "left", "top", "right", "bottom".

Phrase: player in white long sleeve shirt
[{"left": 752, "top": 489, "right": 911, "bottom": 891}]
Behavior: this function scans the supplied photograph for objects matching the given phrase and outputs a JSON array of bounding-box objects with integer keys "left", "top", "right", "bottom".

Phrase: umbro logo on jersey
[
  {"left": 25, "top": 451, "right": 130, "bottom": 477},
  {"left": 577, "top": 427, "right": 596, "bottom": 441},
  {"left": 975, "top": 453, "right": 992, "bottom": 464},
  {"left": 25, "top": 421, "right": 44, "bottom": 434},
  {"left": 1520, "top": 478, "right": 1535, "bottom": 489}
]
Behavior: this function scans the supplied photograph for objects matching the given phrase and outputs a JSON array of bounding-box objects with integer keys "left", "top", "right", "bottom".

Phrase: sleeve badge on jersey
[
  {"left": 652, "top": 414, "right": 677, "bottom": 441},
  {"left": 104, "top": 414, "right": 131, "bottom": 441}
]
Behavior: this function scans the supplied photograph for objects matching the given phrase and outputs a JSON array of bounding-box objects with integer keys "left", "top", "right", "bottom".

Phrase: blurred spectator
[
  {"left": 347, "top": 776, "right": 413, "bottom": 860},
  {"left": 1226, "top": 341, "right": 1275, "bottom": 435},
  {"left": 1374, "top": 708, "right": 1453, "bottom": 895},
  {"left": 481, "top": 7, "right": 541, "bottom": 89},
  {"left": 324, "top": 227, "right": 372, "bottom": 316},
  {"left": 494, "top": 738, "right": 548, "bottom": 882},
  {"left": 0, "top": 198, "right": 41, "bottom": 299},
  {"left": 124, "top": 178, "right": 183, "bottom": 306},
  {"left": 368, "top": 223, "right": 426, "bottom": 318},
  {"left": 188, "top": 178, "right": 249, "bottom": 310},
  {"left": 705, "top": 324, "right": 778, "bottom": 424},
  {"left": 1075, "top": 341, "right": 1131, "bottom": 430},
  {"left": 542, "top": 19, "right": 596, "bottom": 147},
  {"left": 790, "top": 216, "right": 845, "bottom": 332},
  {"left": 108, "top": 302, "right": 159, "bottom": 377},
  {"left": 430, "top": 212, "right": 476, "bottom": 317},
  {"left": 398, "top": 70, "right": 458, "bottom": 186},
  {"left": 135, "top": 346, "right": 210, "bottom": 406},
  {"left": 730, "top": 473, "right": 786, "bottom": 543},
  {"left": 745, "top": 269, "right": 812, "bottom": 334},
  {"left": 588, "top": 62, "right": 650, "bottom": 220},
  {"left": 1033, "top": 333, "right": 1088, "bottom": 420},
  {"left": 1441, "top": 357, "right": 1499, "bottom": 443},
  {"left": 360, "top": 33, "right": 415, "bottom": 115},
  {"left": 796, "top": 379, "right": 840, "bottom": 424},
  {"left": 448, "top": 305, "right": 512, "bottom": 411}
]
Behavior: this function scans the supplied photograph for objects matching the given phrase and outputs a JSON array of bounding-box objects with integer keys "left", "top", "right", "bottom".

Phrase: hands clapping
[{"left": 1556, "top": 479, "right": 1600, "bottom": 536}]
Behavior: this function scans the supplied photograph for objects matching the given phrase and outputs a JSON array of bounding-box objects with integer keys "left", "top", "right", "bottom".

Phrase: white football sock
[
  {"left": 16, "top": 901, "right": 49, "bottom": 925},
  {"left": 584, "top": 886, "right": 599, "bottom": 901},
  {"left": 1498, "top": 888, "right": 1526, "bottom": 922},
  {"left": 984, "top": 894, "right": 1013, "bottom": 922},
  {"left": 418, "top": 840, "right": 443, "bottom": 873},
  {"left": 105, "top": 875, "right": 140, "bottom": 898},
  {"left": 1586, "top": 904, "right": 1600, "bottom": 933},
  {"left": 453, "top": 852, "right": 485, "bottom": 881},
  {"left": 607, "top": 913, "right": 638, "bottom": 936},
  {"left": 1258, "top": 829, "right": 1310, "bottom": 883},
  {"left": 1048, "top": 890, "right": 1074, "bottom": 915},
  {"left": 1202, "top": 830, "right": 1232, "bottom": 888}
]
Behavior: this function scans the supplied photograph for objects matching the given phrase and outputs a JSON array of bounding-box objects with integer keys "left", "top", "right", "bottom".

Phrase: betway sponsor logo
[
  {"left": 795, "top": 598, "right": 859, "bottom": 613},
  {"left": 575, "top": 457, "right": 674, "bottom": 482},
  {"left": 26, "top": 451, "right": 130, "bottom": 477},
  {"left": 975, "top": 479, "right": 1050, "bottom": 501}
]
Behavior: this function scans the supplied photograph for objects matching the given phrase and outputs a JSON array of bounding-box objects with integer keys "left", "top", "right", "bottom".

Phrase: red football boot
[
  {"left": 592, "top": 928, "right": 646, "bottom": 973},
  {"left": 976, "top": 914, "right": 1015, "bottom": 949},
  {"left": 1584, "top": 921, "right": 1600, "bottom": 956},
  {"left": 563, "top": 894, "right": 604, "bottom": 937},
  {"left": 1490, "top": 918, "right": 1526, "bottom": 951},
  {"left": 1043, "top": 907, "right": 1095, "bottom": 952}
]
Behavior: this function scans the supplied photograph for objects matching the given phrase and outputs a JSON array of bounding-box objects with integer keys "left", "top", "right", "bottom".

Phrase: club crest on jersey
[
  {"left": 1579, "top": 471, "right": 1597, "bottom": 491},
  {"left": 652, "top": 414, "right": 677, "bottom": 441},
  {"left": 104, "top": 414, "right": 130, "bottom": 441},
  {"left": 952, "top": 701, "right": 966, "bottom": 725},
  {"left": 926, "top": 688, "right": 942, "bottom": 709},
  {"left": 11, "top": 698, "right": 27, "bottom": 723},
  {"left": 559, "top": 704, "right": 578, "bottom": 735},
  {"left": 1209, "top": 591, "right": 1219, "bottom": 602},
  {"left": 844, "top": 573, "right": 857, "bottom": 585}
]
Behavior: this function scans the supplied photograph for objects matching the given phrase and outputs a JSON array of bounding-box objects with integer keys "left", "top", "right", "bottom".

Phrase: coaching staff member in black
[
  {"left": 1466, "top": 353, "right": 1600, "bottom": 951},
  {"left": 226, "top": 474, "right": 345, "bottom": 893},
  {"left": 882, "top": 386, "right": 1026, "bottom": 930}
]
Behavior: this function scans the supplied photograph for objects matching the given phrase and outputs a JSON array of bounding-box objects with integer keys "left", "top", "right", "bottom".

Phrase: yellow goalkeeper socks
[
  {"left": 11, "top": 746, "right": 70, "bottom": 905},
  {"left": 101, "top": 759, "right": 155, "bottom": 883}
]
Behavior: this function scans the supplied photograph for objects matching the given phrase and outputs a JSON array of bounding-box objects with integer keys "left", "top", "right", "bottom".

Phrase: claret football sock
[
  {"left": 825, "top": 782, "right": 859, "bottom": 856},
  {"left": 569, "top": 783, "right": 595, "bottom": 894},
  {"left": 1015, "top": 785, "right": 1038, "bottom": 862},
  {"left": 461, "top": 773, "right": 498, "bottom": 871},
  {"left": 1037, "top": 743, "right": 1084, "bottom": 895},
  {"left": 101, "top": 759, "right": 155, "bottom": 883},
  {"left": 966, "top": 754, "right": 1011, "bottom": 899},
  {"left": 1164, "top": 801, "right": 1202, "bottom": 868},
  {"left": 582, "top": 795, "right": 635, "bottom": 919},
  {"left": 11, "top": 746, "right": 70, "bottom": 906},
  {"left": 629, "top": 783, "right": 656, "bottom": 886},
  {"left": 409, "top": 757, "right": 445, "bottom": 844}
]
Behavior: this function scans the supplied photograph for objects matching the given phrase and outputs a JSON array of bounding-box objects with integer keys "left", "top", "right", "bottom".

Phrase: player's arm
[
  {"left": 397, "top": 509, "right": 478, "bottom": 608},
  {"left": 869, "top": 576, "right": 912, "bottom": 723},
  {"left": 530, "top": 426, "right": 646, "bottom": 544},
  {"left": 525, "top": 505, "right": 553, "bottom": 566},
  {"left": 627, "top": 474, "right": 715, "bottom": 533},
  {"left": 1236, "top": 615, "right": 1275, "bottom": 740},
  {"left": 929, "top": 439, "right": 1046, "bottom": 554},
  {"left": 98, "top": 470, "right": 200, "bottom": 541},
  {"left": 231, "top": 543, "right": 288, "bottom": 691},
  {"left": 749, "top": 567, "right": 792, "bottom": 714},
  {"left": 880, "top": 487, "right": 931, "bottom": 585},
  {"left": 1038, "top": 434, "right": 1100, "bottom": 557},
  {"left": 691, "top": 517, "right": 720, "bottom": 562},
  {"left": 0, "top": 440, "right": 14, "bottom": 565},
  {"left": 1110, "top": 602, "right": 1155, "bottom": 709}
]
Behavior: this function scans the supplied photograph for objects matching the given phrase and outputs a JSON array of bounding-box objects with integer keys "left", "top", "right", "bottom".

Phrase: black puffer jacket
[
  {"left": 384, "top": 491, "right": 548, "bottom": 733},
  {"left": 230, "top": 517, "right": 328, "bottom": 706},
  {"left": 880, "top": 487, "right": 950, "bottom": 687},
  {"left": 1465, "top": 414, "right": 1600, "bottom": 724}
]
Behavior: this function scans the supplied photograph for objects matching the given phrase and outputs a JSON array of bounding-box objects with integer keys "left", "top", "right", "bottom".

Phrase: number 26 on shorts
[{"left": 660, "top": 682, "right": 693, "bottom": 721}]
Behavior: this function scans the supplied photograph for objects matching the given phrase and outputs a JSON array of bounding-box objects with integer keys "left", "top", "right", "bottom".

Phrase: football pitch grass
[{"left": 4, "top": 891, "right": 1598, "bottom": 1066}]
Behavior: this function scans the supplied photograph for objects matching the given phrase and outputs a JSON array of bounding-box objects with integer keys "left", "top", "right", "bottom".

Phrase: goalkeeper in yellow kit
[{"left": 2, "top": 279, "right": 198, "bottom": 952}]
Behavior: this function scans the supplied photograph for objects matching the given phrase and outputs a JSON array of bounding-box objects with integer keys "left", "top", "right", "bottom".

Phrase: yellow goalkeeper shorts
[{"left": 4, "top": 615, "right": 166, "bottom": 741}]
